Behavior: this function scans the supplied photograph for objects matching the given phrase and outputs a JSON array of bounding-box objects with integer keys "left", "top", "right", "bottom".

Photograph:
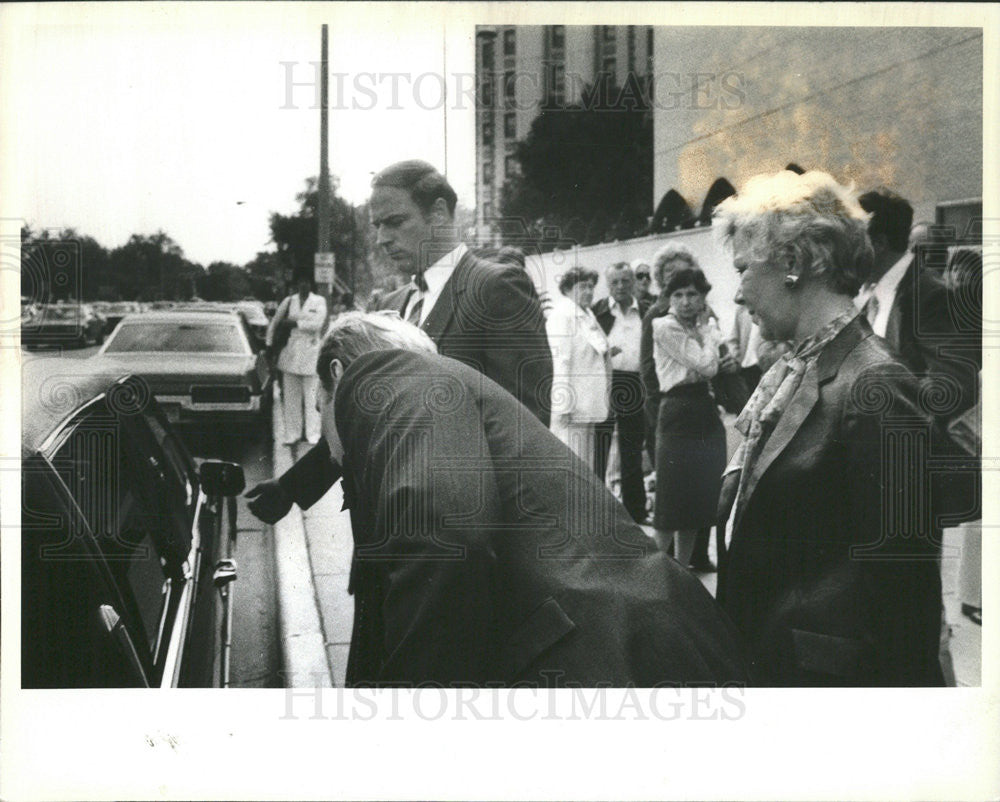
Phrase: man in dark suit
[
  {"left": 315, "top": 312, "right": 749, "bottom": 687},
  {"left": 857, "top": 190, "right": 979, "bottom": 425},
  {"left": 246, "top": 160, "right": 553, "bottom": 523},
  {"left": 592, "top": 261, "right": 650, "bottom": 523}
]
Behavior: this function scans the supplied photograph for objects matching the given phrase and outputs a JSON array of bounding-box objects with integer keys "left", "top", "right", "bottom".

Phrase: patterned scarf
[{"left": 732, "top": 310, "right": 859, "bottom": 522}]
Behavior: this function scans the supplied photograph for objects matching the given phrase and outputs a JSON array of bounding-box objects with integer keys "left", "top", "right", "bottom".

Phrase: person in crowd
[
  {"left": 908, "top": 220, "right": 953, "bottom": 275},
  {"left": 592, "top": 262, "right": 651, "bottom": 523},
  {"left": 246, "top": 160, "right": 552, "bottom": 524},
  {"left": 714, "top": 169, "right": 950, "bottom": 686},
  {"left": 315, "top": 311, "right": 749, "bottom": 687},
  {"left": 650, "top": 265, "right": 732, "bottom": 567},
  {"left": 639, "top": 243, "right": 718, "bottom": 571},
  {"left": 266, "top": 277, "right": 328, "bottom": 445},
  {"left": 633, "top": 259, "right": 658, "bottom": 307},
  {"left": 727, "top": 304, "right": 763, "bottom": 394},
  {"left": 856, "top": 190, "right": 979, "bottom": 424},
  {"left": 546, "top": 267, "right": 611, "bottom": 468}
]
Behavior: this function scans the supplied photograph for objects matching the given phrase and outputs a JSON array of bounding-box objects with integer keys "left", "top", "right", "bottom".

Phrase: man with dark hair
[
  {"left": 246, "top": 160, "right": 553, "bottom": 524},
  {"left": 856, "top": 189, "right": 978, "bottom": 423},
  {"left": 592, "top": 261, "right": 650, "bottom": 523}
]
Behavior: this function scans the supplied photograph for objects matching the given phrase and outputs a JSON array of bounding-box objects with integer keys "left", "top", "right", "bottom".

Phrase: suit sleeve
[
  {"left": 277, "top": 439, "right": 342, "bottom": 509},
  {"left": 480, "top": 266, "right": 553, "bottom": 427}
]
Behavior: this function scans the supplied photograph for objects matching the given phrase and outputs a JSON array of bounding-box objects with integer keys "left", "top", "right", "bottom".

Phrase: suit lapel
[
  {"left": 421, "top": 251, "right": 470, "bottom": 343},
  {"left": 740, "top": 361, "right": 820, "bottom": 505},
  {"left": 377, "top": 285, "right": 413, "bottom": 315},
  {"left": 739, "top": 316, "right": 869, "bottom": 509}
]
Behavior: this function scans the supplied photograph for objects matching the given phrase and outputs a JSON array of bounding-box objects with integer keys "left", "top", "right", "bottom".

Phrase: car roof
[
  {"left": 21, "top": 358, "right": 134, "bottom": 457},
  {"left": 117, "top": 310, "right": 243, "bottom": 324}
]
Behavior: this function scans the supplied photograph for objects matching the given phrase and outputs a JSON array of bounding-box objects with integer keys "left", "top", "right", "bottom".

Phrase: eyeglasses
[{"left": 636, "top": 273, "right": 650, "bottom": 280}]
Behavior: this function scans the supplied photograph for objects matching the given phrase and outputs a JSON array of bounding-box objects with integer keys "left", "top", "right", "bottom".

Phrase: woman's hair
[
  {"left": 714, "top": 170, "right": 874, "bottom": 296},
  {"left": 316, "top": 311, "right": 437, "bottom": 390},
  {"left": 651, "top": 242, "right": 698, "bottom": 289},
  {"left": 664, "top": 266, "right": 712, "bottom": 298},
  {"left": 558, "top": 266, "right": 599, "bottom": 296}
]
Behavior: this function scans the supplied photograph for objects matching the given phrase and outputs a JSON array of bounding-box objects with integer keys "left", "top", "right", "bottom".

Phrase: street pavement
[{"left": 271, "top": 401, "right": 982, "bottom": 688}]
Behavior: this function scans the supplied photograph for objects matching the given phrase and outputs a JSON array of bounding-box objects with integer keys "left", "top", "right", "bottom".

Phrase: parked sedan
[
  {"left": 21, "top": 303, "right": 107, "bottom": 348},
  {"left": 94, "top": 310, "right": 272, "bottom": 428},
  {"left": 21, "top": 359, "right": 247, "bottom": 687}
]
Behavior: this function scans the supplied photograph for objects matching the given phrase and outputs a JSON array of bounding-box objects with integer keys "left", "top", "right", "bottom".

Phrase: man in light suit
[
  {"left": 266, "top": 278, "right": 328, "bottom": 444},
  {"left": 316, "top": 312, "right": 748, "bottom": 687},
  {"left": 246, "top": 160, "right": 552, "bottom": 523}
]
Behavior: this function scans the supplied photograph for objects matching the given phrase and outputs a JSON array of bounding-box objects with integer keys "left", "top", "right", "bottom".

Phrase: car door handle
[{"left": 98, "top": 604, "right": 150, "bottom": 687}]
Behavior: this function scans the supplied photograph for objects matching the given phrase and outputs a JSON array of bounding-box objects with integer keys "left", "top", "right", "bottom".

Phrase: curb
[{"left": 270, "top": 386, "right": 333, "bottom": 688}]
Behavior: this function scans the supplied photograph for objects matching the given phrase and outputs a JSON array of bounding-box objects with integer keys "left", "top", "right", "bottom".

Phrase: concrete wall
[
  {"left": 524, "top": 225, "right": 743, "bottom": 337},
  {"left": 652, "top": 27, "right": 983, "bottom": 220}
]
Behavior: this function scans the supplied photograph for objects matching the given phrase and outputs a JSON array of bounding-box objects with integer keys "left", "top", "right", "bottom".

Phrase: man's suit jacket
[
  {"left": 717, "top": 316, "right": 948, "bottom": 686},
  {"left": 277, "top": 248, "right": 553, "bottom": 509},
  {"left": 336, "top": 349, "right": 749, "bottom": 687},
  {"left": 884, "top": 257, "right": 980, "bottom": 420}
]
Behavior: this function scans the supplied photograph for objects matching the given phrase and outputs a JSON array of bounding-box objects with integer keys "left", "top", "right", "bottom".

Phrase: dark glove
[{"left": 245, "top": 479, "right": 293, "bottom": 524}]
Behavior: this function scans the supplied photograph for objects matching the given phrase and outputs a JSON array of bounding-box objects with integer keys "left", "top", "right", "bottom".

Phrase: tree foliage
[{"left": 499, "top": 80, "right": 653, "bottom": 250}]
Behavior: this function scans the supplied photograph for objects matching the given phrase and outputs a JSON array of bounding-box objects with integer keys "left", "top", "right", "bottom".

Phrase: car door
[{"left": 25, "top": 388, "right": 216, "bottom": 687}]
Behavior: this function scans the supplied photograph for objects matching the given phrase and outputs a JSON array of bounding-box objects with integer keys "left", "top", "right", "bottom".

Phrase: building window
[
  {"left": 483, "top": 164, "right": 493, "bottom": 185},
  {"left": 503, "top": 29, "right": 516, "bottom": 56},
  {"left": 546, "top": 62, "right": 565, "bottom": 105},
  {"left": 482, "top": 39, "right": 495, "bottom": 70},
  {"left": 627, "top": 26, "right": 636, "bottom": 73},
  {"left": 505, "top": 155, "right": 518, "bottom": 176},
  {"left": 504, "top": 70, "right": 516, "bottom": 106},
  {"left": 479, "top": 74, "right": 494, "bottom": 109},
  {"left": 482, "top": 118, "right": 494, "bottom": 146},
  {"left": 504, "top": 112, "right": 516, "bottom": 139},
  {"left": 482, "top": 201, "right": 493, "bottom": 222},
  {"left": 551, "top": 25, "right": 565, "bottom": 50},
  {"left": 602, "top": 26, "right": 616, "bottom": 44}
]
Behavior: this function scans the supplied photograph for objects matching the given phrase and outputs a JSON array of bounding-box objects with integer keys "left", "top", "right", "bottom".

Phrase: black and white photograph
[{"left": 1, "top": 2, "right": 996, "bottom": 799}]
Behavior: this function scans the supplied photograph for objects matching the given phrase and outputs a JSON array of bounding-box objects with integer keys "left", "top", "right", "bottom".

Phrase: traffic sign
[{"left": 314, "top": 252, "right": 336, "bottom": 285}]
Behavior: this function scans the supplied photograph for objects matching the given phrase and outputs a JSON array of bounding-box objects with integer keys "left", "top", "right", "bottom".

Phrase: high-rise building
[{"left": 474, "top": 25, "right": 654, "bottom": 243}]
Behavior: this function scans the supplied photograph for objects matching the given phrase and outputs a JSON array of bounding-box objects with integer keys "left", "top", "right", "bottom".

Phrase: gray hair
[
  {"left": 714, "top": 170, "right": 874, "bottom": 296},
  {"left": 605, "top": 261, "right": 635, "bottom": 281},
  {"left": 316, "top": 311, "right": 437, "bottom": 390},
  {"left": 651, "top": 242, "right": 699, "bottom": 289}
]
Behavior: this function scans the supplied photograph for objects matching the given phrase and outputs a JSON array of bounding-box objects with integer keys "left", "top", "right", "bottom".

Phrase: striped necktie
[{"left": 406, "top": 291, "right": 424, "bottom": 326}]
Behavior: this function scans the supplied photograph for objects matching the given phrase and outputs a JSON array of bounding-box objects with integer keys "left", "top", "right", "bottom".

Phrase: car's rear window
[{"left": 105, "top": 322, "right": 246, "bottom": 354}]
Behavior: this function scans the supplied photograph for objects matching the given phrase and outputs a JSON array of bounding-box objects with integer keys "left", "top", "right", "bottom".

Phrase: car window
[
  {"left": 104, "top": 321, "right": 247, "bottom": 354},
  {"left": 47, "top": 396, "right": 192, "bottom": 679}
]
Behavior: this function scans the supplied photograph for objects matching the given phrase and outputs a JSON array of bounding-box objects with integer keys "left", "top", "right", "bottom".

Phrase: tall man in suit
[
  {"left": 246, "top": 160, "right": 552, "bottom": 523},
  {"left": 592, "top": 261, "right": 650, "bottom": 523}
]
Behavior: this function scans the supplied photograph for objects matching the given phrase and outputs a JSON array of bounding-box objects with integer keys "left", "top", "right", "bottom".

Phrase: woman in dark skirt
[{"left": 650, "top": 266, "right": 735, "bottom": 564}]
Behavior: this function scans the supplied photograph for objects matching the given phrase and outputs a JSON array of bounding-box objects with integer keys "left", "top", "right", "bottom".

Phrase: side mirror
[{"left": 199, "top": 460, "right": 245, "bottom": 497}]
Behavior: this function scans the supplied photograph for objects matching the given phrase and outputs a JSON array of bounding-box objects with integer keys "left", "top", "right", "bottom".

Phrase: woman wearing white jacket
[
  {"left": 267, "top": 278, "right": 328, "bottom": 444},
  {"left": 546, "top": 267, "right": 612, "bottom": 472}
]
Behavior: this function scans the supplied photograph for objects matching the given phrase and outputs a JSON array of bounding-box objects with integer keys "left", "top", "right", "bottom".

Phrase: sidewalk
[{"left": 271, "top": 399, "right": 981, "bottom": 688}]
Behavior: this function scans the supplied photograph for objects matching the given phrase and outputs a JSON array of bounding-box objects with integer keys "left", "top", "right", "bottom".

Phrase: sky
[{"left": 3, "top": 3, "right": 476, "bottom": 266}]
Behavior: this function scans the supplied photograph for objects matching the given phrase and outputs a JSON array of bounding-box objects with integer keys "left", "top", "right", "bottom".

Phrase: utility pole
[{"left": 316, "top": 23, "right": 334, "bottom": 298}]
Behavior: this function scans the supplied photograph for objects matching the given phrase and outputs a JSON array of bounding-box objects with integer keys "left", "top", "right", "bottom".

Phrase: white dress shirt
[
  {"left": 606, "top": 297, "right": 642, "bottom": 372},
  {"left": 403, "top": 242, "right": 468, "bottom": 325},
  {"left": 855, "top": 252, "right": 912, "bottom": 338}
]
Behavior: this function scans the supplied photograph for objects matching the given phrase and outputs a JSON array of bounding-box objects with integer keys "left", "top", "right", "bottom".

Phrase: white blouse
[{"left": 652, "top": 313, "right": 721, "bottom": 394}]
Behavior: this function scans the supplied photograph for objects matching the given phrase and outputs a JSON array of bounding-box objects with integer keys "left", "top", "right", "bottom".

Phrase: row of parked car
[{"left": 21, "top": 298, "right": 272, "bottom": 350}]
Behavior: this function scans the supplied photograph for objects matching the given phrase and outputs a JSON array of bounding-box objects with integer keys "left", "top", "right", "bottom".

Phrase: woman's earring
[{"left": 783, "top": 273, "right": 800, "bottom": 288}]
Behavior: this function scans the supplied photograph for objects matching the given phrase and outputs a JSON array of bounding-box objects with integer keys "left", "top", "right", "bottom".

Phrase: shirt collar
[
  {"left": 414, "top": 242, "right": 467, "bottom": 296},
  {"left": 608, "top": 296, "right": 639, "bottom": 315}
]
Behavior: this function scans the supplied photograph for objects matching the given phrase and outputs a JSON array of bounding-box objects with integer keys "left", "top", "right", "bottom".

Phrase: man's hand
[
  {"left": 245, "top": 479, "right": 293, "bottom": 524},
  {"left": 719, "top": 354, "right": 740, "bottom": 374}
]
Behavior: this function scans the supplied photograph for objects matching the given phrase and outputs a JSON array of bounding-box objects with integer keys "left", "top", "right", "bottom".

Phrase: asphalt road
[{"left": 22, "top": 343, "right": 283, "bottom": 688}]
